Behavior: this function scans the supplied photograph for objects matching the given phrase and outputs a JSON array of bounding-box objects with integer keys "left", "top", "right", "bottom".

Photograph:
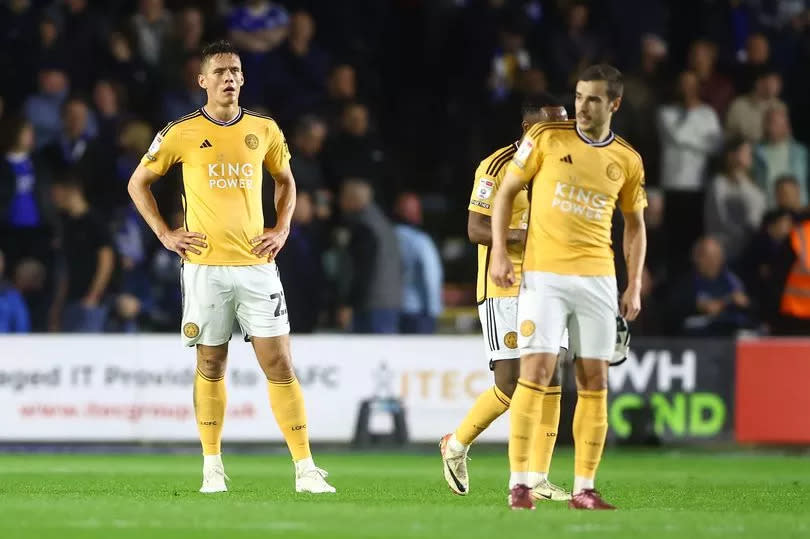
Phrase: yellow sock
[
  {"left": 573, "top": 389, "right": 608, "bottom": 481},
  {"left": 509, "top": 379, "right": 545, "bottom": 478},
  {"left": 529, "top": 385, "right": 561, "bottom": 474},
  {"left": 267, "top": 377, "right": 311, "bottom": 461},
  {"left": 454, "top": 385, "right": 510, "bottom": 445},
  {"left": 193, "top": 369, "right": 226, "bottom": 456}
]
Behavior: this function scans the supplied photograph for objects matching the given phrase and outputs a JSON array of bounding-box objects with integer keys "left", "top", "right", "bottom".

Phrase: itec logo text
[{"left": 207, "top": 162, "right": 255, "bottom": 189}]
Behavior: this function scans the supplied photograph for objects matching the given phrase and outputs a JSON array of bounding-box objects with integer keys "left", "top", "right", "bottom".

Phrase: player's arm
[
  {"left": 467, "top": 212, "right": 526, "bottom": 246},
  {"left": 251, "top": 164, "right": 296, "bottom": 260},
  {"left": 127, "top": 164, "right": 207, "bottom": 260},
  {"left": 83, "top": 245, "right": 115, "bottom": 307},
  {"left": 490, "top": 134, "right": 541, "bottom": 287},
  {"left": 621, "top": 209, "right": 646, "bottom": 321}
]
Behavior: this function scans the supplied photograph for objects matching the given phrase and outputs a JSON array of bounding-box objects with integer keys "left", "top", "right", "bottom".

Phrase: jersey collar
[
  {"left": 575, "top": 123, "right": 615, "bottom": 147},
  {"left": 200, "top": 106, "right": 244, "bottom": 126}
]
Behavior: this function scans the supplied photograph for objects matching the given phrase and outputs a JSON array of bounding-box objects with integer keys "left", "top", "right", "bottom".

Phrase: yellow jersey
[
  {"left": 141, "top": 107, "right": 290, "bottom": 266},
  {"left": 469, "top": 142, "right": 529, "bottom": 302},
  {"left": 506, "top": 120, "right": 647, "bottom": 276}
]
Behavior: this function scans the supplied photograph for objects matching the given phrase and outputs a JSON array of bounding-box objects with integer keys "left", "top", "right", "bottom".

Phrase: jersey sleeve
[
  {"left": 505, "top": 130, "right": 543, "bottom": 185},
  {"left": 468, "top": 162, "right": 498, "bottom": 216},
  {"left": 263, "top": 121, "right": 291, "bottom": 176},
  {"left": 618, "top": 155, "right": 648, "bottom": 214},
  {"left": 141, "top": 124, "right": 182, "bottom": 176}
]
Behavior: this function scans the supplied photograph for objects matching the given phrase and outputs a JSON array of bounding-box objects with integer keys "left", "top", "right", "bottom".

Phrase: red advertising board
[{"left": 736, "top": 339, "right": 810, "bottom": 443}]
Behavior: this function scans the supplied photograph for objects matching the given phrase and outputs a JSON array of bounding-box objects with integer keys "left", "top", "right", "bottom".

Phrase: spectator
[
  {"left": 0, "top": 115, "right": 52, "bottom": 269},
  {"left": 101, "top": 30, "right": 152, "bottom": 114},
  {"left": 489, "top": 23, "right": 531, "bottom": 103},
  {"left": 276, "top": 191, "right": 327, "bottom": 333},
  {"left": 669, "top": 236, "right": 753, "bottom": 336},
  {"left": 228, "top": 0, "right": 290, "bottom": 105},
  {"left": 658, "top": 70, "right": 723, "bottom": 192},
  {"left": 35, "top": 11, "right": 66, "bottom": 70},
  {"left": 548, "top": 1, "right": 600, "bottom": 92},
  {"left": 773, "top": 175, "right": 803, "bottom": 213},
  {"left": 643, "top": 188, "right": 667, "bottom": 287},
  {"left": 24, "top": 66, "right": 69, "bottom": 150},
  {"left": 735, "top": 32, "right": 771, "bottom": 92},
  {"left": 271, "top": 11, "right": 329, "bottom": 123},
  {"left": 658, "top": 70, "right": 722, "bottom": 271},
  {"left": 161, "top": 6, "right": 206, "bottom": 87},
  {"left": 12, "top": 257, "right": 47, "bottom": 332},
  {"left": 336, "top": 179, "right": 401, "bottom": 334},
  {"left": 704, "top": 137, "right": 767, "bottom": 263},
  {"left": 110, "top": 202, "right": 152, "bottom": 333},
  {"left": 161, "top": 55, "right": 206, "bottom": 123},
  {"left": 49, "top": 174, "right": 115, "bottom": 332},
  {"left": 726, "top": 67, "right": 786, "bottom": 143},
  {"left": 393, "top": 193, "right": 443, "bottom": 334},
  {"left": 323, "top": 103, "right": 386, "bottom": 200},
  {"left": 131, "top": 0, "right": 172, "bottom": 66},
  {"left": 320, "top": 64, "right": 358, "bottom": 131},
  {"left": 0, "top": 250, "right": 30, "bottom": 333},
  {"left": 688, "top": 39, "right": 736, "bottom": 119},
  {"left": 93, "top": 80, "right": 127, "bottom": 147},
  {"left": 753, "top": 104, "right": 809, "bottom": 207},
  {"left": 60, "top": 0, "right": 106, "bottom": 92},
  {"left": 290, "top": 114, "right": 328, "bottom": 194}
]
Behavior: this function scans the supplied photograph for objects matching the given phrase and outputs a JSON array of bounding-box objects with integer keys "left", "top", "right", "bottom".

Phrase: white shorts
[
  {"left": 478, "top": 297, "right": 568, "bottom": 365},
  {"left": 180, "top": 263, "right": 290, "bottom": 347},
  {"left": 517, "top": 271, "right": 617, "bottom": 361}
]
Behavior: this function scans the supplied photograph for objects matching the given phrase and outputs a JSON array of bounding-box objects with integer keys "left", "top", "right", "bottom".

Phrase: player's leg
[
  {"left": 528, "top": 349, "right": 570, "bottom": 501},
  {"left": 508, "top": 272, "right": 569, "bottom": 510},
  {"left": 567, "top": 275, "right": 617, "bottom": 510},
  {"left": 181, "top": 263, "right": 236, "bottom": 494},
  {"left": 440, "top": 298, "right": 517, "bottom": 495},
  {"left": 234, "top": 263, "right": 334, "bottom": 493}
]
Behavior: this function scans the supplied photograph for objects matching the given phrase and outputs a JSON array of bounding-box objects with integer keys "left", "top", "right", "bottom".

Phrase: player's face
[
  {"left": 574, "top": 80, "right": 620, "bottom": 133},
  {"left": 199, "top": 54, "right": 244, "bottom": 106}
]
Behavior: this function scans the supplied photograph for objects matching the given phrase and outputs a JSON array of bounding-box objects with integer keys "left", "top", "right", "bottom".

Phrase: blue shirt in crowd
[
  {"left": 0, "top": 283, "right": 30, "bottom": 333},
  {"left": 6, "top": 155, "right": 40, "bottom": 228},
  {"left": 395, "top": 224, "right": 443, "bottom": 317}
]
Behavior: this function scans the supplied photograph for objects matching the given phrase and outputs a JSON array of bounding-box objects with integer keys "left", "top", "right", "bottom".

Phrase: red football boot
[
  {"left": 508, "top": 484, "right": 535, "bottom": 510},
  {"left": 568, "top": 489, "right": 617, "bottom": 510}
]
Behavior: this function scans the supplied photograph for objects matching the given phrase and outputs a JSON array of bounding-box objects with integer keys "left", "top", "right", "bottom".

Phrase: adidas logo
[
  {"left": 199, "top": 139, "right": 213, "bottom": 148},
  {"left": 560, "top": 154, "right": 573, "bottom": 164}
]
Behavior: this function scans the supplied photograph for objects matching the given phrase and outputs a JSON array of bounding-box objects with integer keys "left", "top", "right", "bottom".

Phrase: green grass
[{"left": 0, "top": 449, "right": 807, "bottom": 538}]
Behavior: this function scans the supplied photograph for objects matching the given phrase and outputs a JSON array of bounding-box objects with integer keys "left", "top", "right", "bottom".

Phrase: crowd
[{"left": 2, "top": 0, "right": 810, "bottom": 337}]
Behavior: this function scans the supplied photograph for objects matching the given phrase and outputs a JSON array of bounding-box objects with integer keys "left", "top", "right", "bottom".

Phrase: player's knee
[
  {"left": 495, "top": 377, "right": 517, "bottom": 398},
  {"left": 260, "top": 350, "right": 294, "bottom": 380},
  {"left": 196, "top": 350, "right": 227, "bottom": 379},
  {"left": 577, "top": 370, "right": 608, "bottom": 391}
]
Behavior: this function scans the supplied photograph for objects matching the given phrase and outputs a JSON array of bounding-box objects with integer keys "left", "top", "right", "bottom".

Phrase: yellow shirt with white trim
[
  {"left": 141, "top": 107, "right": 290, "bottom": 266},
  {"left": 506, "top": 120, "right": 647, "bottom": 276},
  {"left": 469, "top": 142, "right": 529, "bottom": 301}
]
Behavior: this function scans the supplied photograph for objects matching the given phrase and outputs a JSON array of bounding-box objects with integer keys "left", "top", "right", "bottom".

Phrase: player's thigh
[
  {"left": 517, "top": 271, "right": 570, "bottom": 356},
  {"left": 181, "top": 264, "right": 236, "bottom": 347},
  {"left": 478, "top": 296, "right": 520, "bottom": 364},
  {"left": 568, "top": 275, "right": 618, "bottom": 362},
  {"left": 233, "top": 263, "right": 291, "bottom": 341}
]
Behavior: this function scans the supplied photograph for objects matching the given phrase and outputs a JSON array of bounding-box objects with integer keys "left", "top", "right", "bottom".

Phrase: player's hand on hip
[
  {"left": 250, "top": 226, "right": 290, "bottom": 260},
  {"left": 489, "top": 250, "right": 515, "bottom": 288},
  {"left": 620, "top": 285, "right": 642, "bottom": 321},
  {"left": 159, "top": 228, "right": 207, "bottom": 260}
]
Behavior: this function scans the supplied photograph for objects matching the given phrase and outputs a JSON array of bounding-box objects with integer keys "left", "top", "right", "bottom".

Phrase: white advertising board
[{"left": 0, "top": 335, "right": 510, "bottom": 443}]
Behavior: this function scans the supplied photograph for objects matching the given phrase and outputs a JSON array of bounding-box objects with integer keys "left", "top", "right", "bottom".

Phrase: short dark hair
[
  {"left": 52, "top": 170, "right": 84, "bottom": 191},
  {"left": 775, "top": 174, "right": 799, "bottom": 190},
  {"left": 724, "top": 134, "right": 749, "bottom": 155},
  {"left": 521, "top": 92, "right": 563, "bottom": 117},
  {"left": 200, "top": 40, "right": 239, "bottom": 68},
  {"left": 578, "top": 64, "right": 624, "bottom": 100}
]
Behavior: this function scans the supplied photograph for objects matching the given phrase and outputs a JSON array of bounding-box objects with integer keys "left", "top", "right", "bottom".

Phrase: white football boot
[
  {"left": 295, "top": 459, "right": 336, "bottom": 493},
  {"left": 199, "top": 454, "right": 229, "bottom": 493},
  {"left": 439, "top": 433, "right": 469, "bottom": 495},
  {"left": 530, "top": 478, "right": 571, "bottom": 501}
]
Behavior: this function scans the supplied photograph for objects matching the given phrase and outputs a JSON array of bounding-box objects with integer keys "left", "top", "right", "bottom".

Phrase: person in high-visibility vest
[{"left": 779, "top": 219, "right": 810, "bottom": 334}]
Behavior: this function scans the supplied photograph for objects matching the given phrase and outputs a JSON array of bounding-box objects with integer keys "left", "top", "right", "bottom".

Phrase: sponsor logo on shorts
[
  {"left": 504, "top": 331, "right": 518, "bottom": 349},
  {"left": 183, "top": 322, "right": 200, "bottom": 338},
  {"left": 245, "top": 133, "right": 259, "bottom": 149},
  {"left": 606, "top": 162, "right": 623, "bottom": 181},
  {"left": 520, "top": 320, "right": 536, "bottom": 337}
]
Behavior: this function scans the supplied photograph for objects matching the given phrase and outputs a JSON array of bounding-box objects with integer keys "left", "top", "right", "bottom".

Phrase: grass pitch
[{"left": 0, "top": 448, "right": 807, "bottom": 538}]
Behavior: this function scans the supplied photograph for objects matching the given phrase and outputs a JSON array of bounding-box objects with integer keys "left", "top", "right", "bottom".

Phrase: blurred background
[{"left": 1, "top": 0, "right": 809, "bottom": 448}]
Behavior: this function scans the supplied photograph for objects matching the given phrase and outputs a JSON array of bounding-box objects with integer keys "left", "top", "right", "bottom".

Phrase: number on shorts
[{"left": 270, "top": 292, "right": 287, "bottom": 317}]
